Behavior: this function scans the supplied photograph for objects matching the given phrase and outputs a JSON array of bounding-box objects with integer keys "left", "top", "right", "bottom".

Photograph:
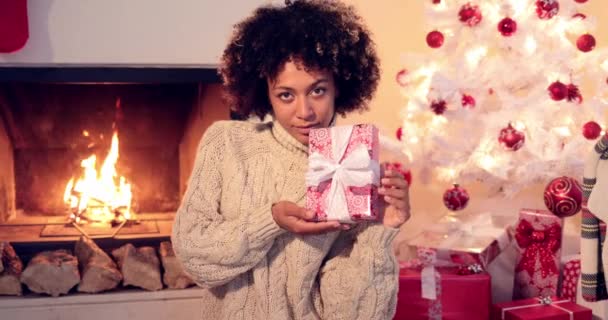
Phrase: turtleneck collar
[{"left": 270, "top": 120, "right": 309, "bottom": 157}]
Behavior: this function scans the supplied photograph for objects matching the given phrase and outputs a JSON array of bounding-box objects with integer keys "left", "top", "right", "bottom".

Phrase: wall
[{"left": 0, "top": 0, "right": 268, "bottom": 66}]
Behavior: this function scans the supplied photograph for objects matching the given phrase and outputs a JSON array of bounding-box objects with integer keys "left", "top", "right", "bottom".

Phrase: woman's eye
[
  {"left": 311, "top": 87, "right": 327, "bottom": 97},
  {"left": 278, "top": 92, "right": 294, "bottom": 101}
]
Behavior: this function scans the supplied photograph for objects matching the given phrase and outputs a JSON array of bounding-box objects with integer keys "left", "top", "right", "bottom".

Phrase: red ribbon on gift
[{"left": 515, "top": 219, "right": 561, "bottom": 278}]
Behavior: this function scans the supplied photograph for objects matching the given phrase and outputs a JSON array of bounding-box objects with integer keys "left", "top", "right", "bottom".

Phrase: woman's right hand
[{"left": 271, "top": 201, "right": 347, "bottom": 235}]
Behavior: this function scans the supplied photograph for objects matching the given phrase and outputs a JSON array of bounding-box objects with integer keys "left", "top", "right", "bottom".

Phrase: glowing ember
[{"left": 63, "top": 131, "right": 132, "bottom": 223}]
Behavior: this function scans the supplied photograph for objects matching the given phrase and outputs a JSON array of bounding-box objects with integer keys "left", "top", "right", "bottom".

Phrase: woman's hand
[
  {"left": 378, "top": 166, "right": 411, "bottom": 229},
  {"left": 271, "top": 201, "right": 348, "bottom": 235}
]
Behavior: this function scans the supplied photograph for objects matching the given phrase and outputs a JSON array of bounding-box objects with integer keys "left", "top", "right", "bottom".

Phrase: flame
[{"left": 64, "top": 132, "right": 132, "bottom": 222}]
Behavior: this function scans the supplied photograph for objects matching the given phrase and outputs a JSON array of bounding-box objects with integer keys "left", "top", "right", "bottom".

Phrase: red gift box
[
  {"left": 394, "top": 266, "right": 491, "bottom": 320},
  {"left": 559, "top": 256, "right": 581, "bottom": 302},
  {"left": 513, "top": 209, "right": 563, "bottom": 299},
  {"left": 305, "top": 124, "right": 380, "bottom": 223},
  {"left": 491, "top": 296, "right": 591, "bottom": 320}
]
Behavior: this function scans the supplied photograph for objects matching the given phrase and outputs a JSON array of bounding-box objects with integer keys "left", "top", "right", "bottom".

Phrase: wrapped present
[
  {"left": 407, "top": 211, "right": 517, "bottom": 302},
  {"left": 491, "top": 296, "right": 592, "bottom": 320},
  {"left": 559, "top": 255, "right": 581, "bottom": 302},
  {"left": 395, "top": 255, "right": 491, "bottom": 320},
  {"left": 513, "top": 209, "right": 563, "bottom": 300},
  {"left": 305, "top": 124, "right": 380, "bottom": 223}
]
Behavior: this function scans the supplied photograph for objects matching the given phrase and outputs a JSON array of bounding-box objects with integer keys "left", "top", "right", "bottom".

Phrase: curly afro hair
[{"left": 219, "top": 0, "right": 380, "bottom": 120}]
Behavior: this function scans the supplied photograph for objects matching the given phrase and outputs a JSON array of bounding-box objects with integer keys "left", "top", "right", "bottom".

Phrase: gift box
[
  {"left": 491, "top": 296, "right": 592, "bottom": 320},
  {"left": 407, "top": 211, "right": 517, "bottom": 302},
  {"left": 559, "top": 255, "right": 581, "bottom": 302},
  {"left": 394, "top": 264, "right": 491, "bottom": 320},
  {"left": 305, "top": 124, "right": 380, "bottom": 223},
  {"left": 513, "top": 209, "right": 563, "bottom": 300}
]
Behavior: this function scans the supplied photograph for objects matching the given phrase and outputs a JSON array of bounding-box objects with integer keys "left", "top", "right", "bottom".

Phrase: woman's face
[{"left": 267, "top": 60, "right": 337, "bottom": 145}]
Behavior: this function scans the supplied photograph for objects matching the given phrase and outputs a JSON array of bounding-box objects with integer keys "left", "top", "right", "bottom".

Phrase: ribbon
[
  {"left": 501, "top": 297, "right": 573, "bottom": 320},
  {"left": 514, "top": 219, "right": 561, "bottom": 278},
  {"left": 305, "top": 126, "right": 380, "bottom": 223}
]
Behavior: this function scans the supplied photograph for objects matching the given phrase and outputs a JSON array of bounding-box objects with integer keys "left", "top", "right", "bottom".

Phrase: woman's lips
[{"left": 294, "top": 124, "right": 319, "bottom": 135}]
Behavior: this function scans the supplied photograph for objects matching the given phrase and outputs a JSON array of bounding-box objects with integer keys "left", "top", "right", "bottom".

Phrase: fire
[{"left": 63, "top": 131, "right": 132, "bottom": 223}]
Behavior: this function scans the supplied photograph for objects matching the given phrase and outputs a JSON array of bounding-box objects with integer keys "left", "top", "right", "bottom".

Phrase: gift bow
[
  {"left": 514, "top": 219, "right": 561, "bottom": 278},
  {"left": 305, "top": 126, "right": 380, "bottom": 223}
]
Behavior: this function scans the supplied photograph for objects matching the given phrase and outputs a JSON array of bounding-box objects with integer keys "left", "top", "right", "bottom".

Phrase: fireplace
[{"left": 0, "top": 66, "right": 230, "bottom": 244}]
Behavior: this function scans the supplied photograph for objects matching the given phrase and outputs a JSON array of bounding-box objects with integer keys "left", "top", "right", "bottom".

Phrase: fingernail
[{"left": 342, "top": 224, "right": 351, "bottom": 230}]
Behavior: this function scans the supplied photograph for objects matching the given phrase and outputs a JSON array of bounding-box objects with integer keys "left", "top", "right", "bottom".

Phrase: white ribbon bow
[{"left": 305, "top": 126, "right": 380, "bottom": 223}]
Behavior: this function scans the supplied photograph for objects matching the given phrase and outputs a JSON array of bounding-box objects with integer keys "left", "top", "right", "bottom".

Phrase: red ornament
[
  {"left": 567, "top": 83, "right": 583, "bottom": 103},
  {"left": 498, "top": 123, "right": 525, "bottom": 151},
  {"left": 461, "top": 94, "right": 476, "bottom": 108},
  {"left": 577, "top": 34, "right": 596, "bottom": 52},
  {"left": 396, "top": 127, "right": 403, "bottom": 141},
  {"left": 443, "top": 183, "right": 469, "bottom": 211},
  {"left": 536, "top": 0, "right": 559, "bottom": 20},
  {"left": 396, "top": 69, "right": 409, "bottom": 87},
  {"left": 458, "top": 3, "right": 482, "bottom": 27},
  {"left": 582, "top": 121, "right": 602, "bottom": 140},
  {"left": 498, "top": 17, "right": 517, "bottom": 36},
  {"left": 572, "top": 13, "right": 586, "bottom": 19},
  {"left": 430, "top": 99, "right": 447, "bottom": 115},
  {"left": 574, "top": 0, "right": 588, "bottom": 3},
  {"left": 548, "top": 81, "right": 568, "bottom": 101},
  {"left": 432, "top": 0, "right": 441, "bottom": 3},
  {"left": 543, "top": 176, "right": 583, "bottom": 217},
  {"left": 426, "top": 30, "right": 444, "bottom": 48},
  {"left": 386, "top": 162, "right": 412, "bottom": 186}
]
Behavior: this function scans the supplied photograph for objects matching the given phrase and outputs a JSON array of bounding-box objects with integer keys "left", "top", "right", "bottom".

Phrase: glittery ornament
[
  {"left": 396, "top": 69, "right": 409, "bottom": 87},
  {"left": 426, "top": 30, "right": 444, "bottom": 48},
  {"left": 543, "top": 176, "right": 583, "bottom": 217},
  {"left": 430, "top": 99, "right": 447, "bottom": 115},
  {"left": 566, "top": 83, "right": 583, "bottom": 103},
  {"left": 547, "top": 81, "right": 568, "bottom": 101},
  {"left": 498, "top": 17, "right": 517, "bottom": 36},
  {"left": 536, "top": 0, "right": 559, "bottom": 20},
  {"left": 582, "top": 121, "right": 602, "bottom": 140},
  {"left": 576, "top": 34, "right": 596, "bottom": 52},
  {"left": 443, "top": 183, "right": 469, "bottom": 211},
  {"left": 458, "top": 3, "right": 482, "bottom": 27},
  {"left": 396, "top": 127, "right": 403, "bottom": 141},
  {"left": 461, "top": 94, "right": 476, "bottom": 108},
  {"left": 498, "top": 123, "right": 525, "bottom": 151}
]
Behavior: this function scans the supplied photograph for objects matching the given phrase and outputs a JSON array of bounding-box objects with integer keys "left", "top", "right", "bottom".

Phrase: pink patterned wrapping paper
[
  {"left": 560, "top": 256, "right": 581, "bottom": 302},
  {"left": 513, "top": 208, "right": 564, "bottom": 300},
  {"left": 305, "top": 124, "right": 380, "bottom": 223}
]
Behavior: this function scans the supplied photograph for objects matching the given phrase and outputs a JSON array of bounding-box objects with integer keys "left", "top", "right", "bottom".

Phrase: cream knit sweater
[{"left": 172, "top": 120, "right": 400, "bottom": 320}]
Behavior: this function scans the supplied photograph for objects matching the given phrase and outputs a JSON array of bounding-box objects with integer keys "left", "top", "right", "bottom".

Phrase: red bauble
[
  {"left": 498, "top": 17, "right": 517, "bottom": 36},
  {"left": 432, "top": 0, "right": 441, "bottom": 3},
  {"left": 577, "top": 34, "right": 596, "bottom": 52},
  {"left": 536, "top": 0, "right": 559, "bottom": 19},
  {"left": 582, "top": 121, "right": 602, "bottom": 140},
  {"left": 396, "top": 127, "right": 403, "bottom": 141},
  {"left": 548, "top": 81, "right": 568, "bottom": 101},
  {"left": 396, "top": 69, "right": 409, "bottom": 87},
  {"left": 498, "top": 123, "right": 525, "bottom": 151},
  {"left": 443, "top": 184, "right": 469, "bottom": 211},
  {"left": 430, "top": 99, "right": 447, "bottom": 115},
  {"left": 574, "top": 0, "right": 588, "bottom": 3},
  {"left": 458, "top": 3, "right": 482, "bottom": 27},
  {"left": 426, "top": 30, "right": 444, "bottom": 48},
  {"left": 461, "top": 94, "right": 476, "bottom": 108},
  {"left": 573, "top": 13, "right": 586, "bottom": 19},
  {"left": 567, "top": 83, "right": 583, "bottom": 103},
  {"left": 543, "top": 176, "right": 583, "bottom": 217}
]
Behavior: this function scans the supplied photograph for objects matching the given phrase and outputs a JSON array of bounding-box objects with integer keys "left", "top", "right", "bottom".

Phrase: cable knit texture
[{"left": 172, "top": 120, "right": 400, "bottom": 320}]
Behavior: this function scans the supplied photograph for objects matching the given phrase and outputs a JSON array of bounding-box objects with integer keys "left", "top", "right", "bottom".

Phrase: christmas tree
[{"left": 397, "top": 0, "right": 608, "bottom": 202}]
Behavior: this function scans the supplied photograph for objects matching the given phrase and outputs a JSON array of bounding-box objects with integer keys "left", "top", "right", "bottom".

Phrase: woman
[{"left": 172, "top": 1, "right": 410, "bottom": 319}]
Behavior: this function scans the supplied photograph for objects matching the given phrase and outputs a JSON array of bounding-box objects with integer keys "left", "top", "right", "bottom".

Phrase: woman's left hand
[{"left": 378, "top": 165, "right": 411, "bottom": 229}]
